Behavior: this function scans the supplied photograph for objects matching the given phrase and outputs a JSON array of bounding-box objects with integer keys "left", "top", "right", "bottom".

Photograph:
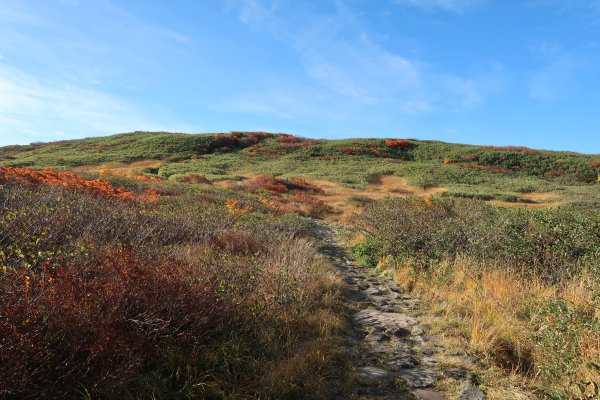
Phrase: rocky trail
[{"left": 314, "top": 222, "right": 486, "bottom": 400}]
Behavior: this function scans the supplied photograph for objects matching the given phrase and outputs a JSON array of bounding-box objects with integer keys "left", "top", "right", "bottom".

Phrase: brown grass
[{"left": 388, "top": 256, "right": 600, "bottom": 398}]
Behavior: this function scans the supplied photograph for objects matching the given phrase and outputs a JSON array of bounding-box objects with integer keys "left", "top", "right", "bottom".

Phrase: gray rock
[
  {"left": 421, "top": 347, "right": 443, "bottom": 356},
  {"left": 421, "top": 357, "right": 439, "bottom": 367},
  {"left": 365, "top": 287, "right": 384, "bottom": 296},
  {"left": 386, "top": 326, "right": 412, "bottom": 337},
  {"left": 412, "top": 324, "right": 432, "bottom": 336},
  {"left": 356, "top": 366, "right": 394, "bottom": 386},
  {"left": 388, "top": 283, "right": 402, "bottom": 293},
  {"left": 365, "top": 331, "right": 388, "bottom": 342},
  {"left": 459, "top": 387, "right": 486, "bottom": 400},
  {"left": 398, "top": 368, "right": 437, "bottom": 388},
  {"left": 413, "top": 389, "right": 446, "bottom": 400},
  {"left": 354, "top": 309, "right": 418, "bottom": 331},
  {"left": 443, "top": 368, "right": 469, "bottom": 380},
  {"left": 411, "top": 335, "right": 425, "bottom": 344},
  {"left": 366, "top": 341, "right": 394, "bottom": 355},
  {"left": 388, "top": 354, "right": 420, "bottom": 369},
  {"left": 389, "top": 291, "right": 402, "bottom": 300}
]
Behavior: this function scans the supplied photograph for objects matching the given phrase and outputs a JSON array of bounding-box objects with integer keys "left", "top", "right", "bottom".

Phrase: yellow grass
[{"left": 391, "top": 257, "right": 599, "bottom": 398}]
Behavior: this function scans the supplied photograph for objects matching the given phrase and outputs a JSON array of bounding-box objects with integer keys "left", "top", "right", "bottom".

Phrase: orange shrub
[
  {"left": 225, "top": 199, "right": 253, "bottom": 215},
  {"left": 246, "top": 175, "right": 288, "bottom": 193},
  {"left": 0, "top": 166, "right": 158, "bottom": 202},
  {"left": 384, "top": 139, "right": 410, "bottom": 149},
  {"left": 278, "top": 134, "right": 303, "bottom": 143}
]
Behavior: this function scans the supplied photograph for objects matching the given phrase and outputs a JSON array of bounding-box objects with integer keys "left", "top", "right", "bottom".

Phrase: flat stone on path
[
  {"left": 354, "top": 309, "right": 418, "bottom": 331},
  {"left": 398, "top": 368, "right": 437, "bottom": 388},
  {"left": 356, "top": 366, "right": 395, "bottom": 386}
]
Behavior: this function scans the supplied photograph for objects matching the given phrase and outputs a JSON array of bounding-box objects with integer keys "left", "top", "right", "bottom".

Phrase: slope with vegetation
[
  {"left": 0, "top": 164, "right": 343, "bottom": 399},
  {"left": 1, "top": 131, "right": 599, "bottom": 399}
]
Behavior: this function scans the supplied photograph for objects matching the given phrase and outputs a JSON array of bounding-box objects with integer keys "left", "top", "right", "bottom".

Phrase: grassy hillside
[
  {"left": 1, "top": 132, "right": 599, "bottom": 399},
  {"left": 1, "top": 131, "right": 599, "bottom": 206}
]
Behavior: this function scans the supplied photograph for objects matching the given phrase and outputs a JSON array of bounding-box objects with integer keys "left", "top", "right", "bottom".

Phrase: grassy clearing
[{"left": 351, "top": 197, "right": 600, "bottom": 398}]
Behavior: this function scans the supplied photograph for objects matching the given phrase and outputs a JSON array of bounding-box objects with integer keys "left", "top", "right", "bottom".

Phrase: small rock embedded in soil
[
  {"left": 443, "top": 368, "right": 469, "bottom": 380},
  {"left": 421, "top": 347, "right": 443, "bottom": 356},
  {"left": 398, "top": 368, "right": 437, "bottom": 388},
  {"left": 356, "top": 366, "right": 395, "bottom": 386},
  {"left": 459, "top": 387, "right": 486, "bottom": 400},
  {"left": 413, "top": 389, "right": 446, "bottom": 400},
  {"left": 365, "top": 331, "right": 388, "bottom": 342}
]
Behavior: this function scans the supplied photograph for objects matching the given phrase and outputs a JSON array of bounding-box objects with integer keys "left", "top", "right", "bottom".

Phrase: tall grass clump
[{"left": 353, "top": 197, "right": 600, "bottom": 398}]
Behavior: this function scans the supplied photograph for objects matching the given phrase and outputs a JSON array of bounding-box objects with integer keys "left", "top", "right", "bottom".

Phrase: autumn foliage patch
[
  {"left": 177, "top": 173, "right": 212, "bottom": 185},
  {"left": 0, "top": 166, "right": 160, "bottom": 202},
  {"left": 0, "top": 249, "right": 230, "bottom": 399},
  {"left": 384, "top": 139, "right": 411, "bottom": 149}
]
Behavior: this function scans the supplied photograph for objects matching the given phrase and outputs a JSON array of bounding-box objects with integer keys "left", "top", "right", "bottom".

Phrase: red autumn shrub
[
  {"left": 246, "top": 175, "right": 289, "bottom": 193},
  {"left": 0, "top": 166, "right": 158, "bottom": 202},
  {"left": 178, "top": 173, "right": 212, "bottom": 185},
  {"left": 278, "top": 134, "right": 303, "bottom": 143},
  {"left": 0, "top": 250, "right": 231, "bottom": 399},
  {"left": 545, "top": 169, "right": 566, "bottom": 179},
  {"left": 384, "top": 139, "right": 410, "bottom": 149},
  {"left": 339, "top": 146, "right": 362, "bottom": 155},
  {"left": 366, "top": 147, "right": 390, "bottom": 157}
]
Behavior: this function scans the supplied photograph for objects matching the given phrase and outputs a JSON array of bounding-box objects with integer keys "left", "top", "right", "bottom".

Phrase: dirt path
[{"left": 314, "top": 222, "right": 486, "bottom": 400}]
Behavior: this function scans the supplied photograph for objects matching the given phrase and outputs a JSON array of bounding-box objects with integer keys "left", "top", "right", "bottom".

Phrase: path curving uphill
[{"left": 314, "top": 221, "right": 484, "bottom": 400}]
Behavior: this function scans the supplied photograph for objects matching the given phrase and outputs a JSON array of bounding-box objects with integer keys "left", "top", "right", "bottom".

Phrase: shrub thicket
[{"left": 0, "top": 175, "right": 342, "bottom": 399}]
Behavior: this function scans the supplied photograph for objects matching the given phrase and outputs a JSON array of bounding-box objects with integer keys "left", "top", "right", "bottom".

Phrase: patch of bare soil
[{"left": 71, "top": 159, "right": 164, "bottom": 175}]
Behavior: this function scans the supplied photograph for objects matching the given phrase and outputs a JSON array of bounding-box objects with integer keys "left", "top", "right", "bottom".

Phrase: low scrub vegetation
[
  {"left": 0, "top": 168, "right": 343, "bottom": 399},
  {"left": 352, "top": 197, "right": 600, "bottom": 398}
]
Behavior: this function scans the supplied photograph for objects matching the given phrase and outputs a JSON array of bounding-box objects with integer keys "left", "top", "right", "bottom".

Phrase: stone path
[{"left": 314, "top": 222, "right": 486, "bottom": 400}]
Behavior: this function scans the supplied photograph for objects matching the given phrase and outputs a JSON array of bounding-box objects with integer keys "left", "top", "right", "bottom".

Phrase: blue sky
[{"left": 0, "top": 0, "right": 599, "bottom": 152}]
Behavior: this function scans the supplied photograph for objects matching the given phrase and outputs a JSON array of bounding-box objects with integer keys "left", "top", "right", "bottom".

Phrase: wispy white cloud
[
  {"left": 0, "top": 63, "right": 185, "bottom": 144},
  {"left": 224, "top": 0, "right": 505, "bottom": 119},
  {"left": 528, "top": 43, "right": 584, "bottom": 101},
  {"left": 0, "top": 0, "right": 191, "bottom": 144}
]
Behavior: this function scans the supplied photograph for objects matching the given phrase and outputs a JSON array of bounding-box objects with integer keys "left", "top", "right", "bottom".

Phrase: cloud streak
[
  {"left": 0, "top": 0, "right": 191, "bottom": 145},
  {"left": 225, "top": 0, "right": 505, "bottom": 120}
]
